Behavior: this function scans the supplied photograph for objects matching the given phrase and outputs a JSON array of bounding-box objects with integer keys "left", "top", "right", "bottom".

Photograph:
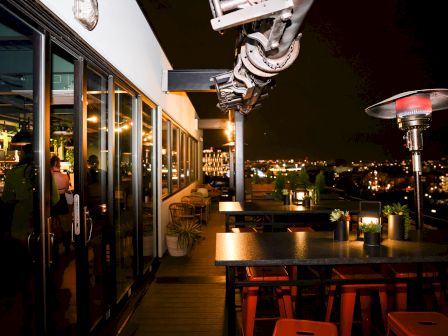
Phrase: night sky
[{"left": 140, "top": 0, "right": 448, "bottom": 161}]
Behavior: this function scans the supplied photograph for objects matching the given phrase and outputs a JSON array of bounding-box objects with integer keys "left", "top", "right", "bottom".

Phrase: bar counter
[
  {"left": 215, "top": 231, "right": 448, "bottom": 332},
  {"left": 215, "top": 231, "right": 448, "bottom": 266}
]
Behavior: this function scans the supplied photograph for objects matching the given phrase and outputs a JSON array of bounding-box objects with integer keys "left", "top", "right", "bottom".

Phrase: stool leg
[
  {"left": 340, "top": 287, "right": 357, "bottom": 336},
  {"left": 276, "top": 287, "right": 287, "bottom": 318},
  {"left": 432, "top": 282, "right": 448, "bottom": 313},
  {"left": 281, "top": 287, "right": 294, "bottom": 318},
  {"left": 395, "top": 283, "right": 407, "bottom": 311},
  {"left": 243, "top": 287, "right": 258, "bottom": 336},
  {"left": 326, "top": 284, "right": 336, "bottom": 322},
  {"left": 379, "top": 287, "right": 388, "bottom": 332},
  {"left": 359, "top": 288, "right": 373, "bottom": 336}
]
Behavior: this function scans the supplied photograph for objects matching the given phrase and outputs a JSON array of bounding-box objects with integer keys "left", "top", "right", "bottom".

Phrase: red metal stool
[
  {"left": 326, "top": 265, "right": 388, "bottom": 336},
  {"left": 273, "top": 318, "right": 338, "bottom": 336},
  {"left": 387, "top": 311, "right": 448, "bottom": 336},
  {"left": 243, "top": 266, "right": 294, "bottom": 336},
  {"left": 287, "top": 226, "right": 316, "bottom": 311},
  {"left": 382, "top": 263, "right": 446, "bottom": 312}
]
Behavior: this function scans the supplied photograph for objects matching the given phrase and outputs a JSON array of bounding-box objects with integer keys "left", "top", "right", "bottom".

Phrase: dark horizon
[{"left": 141, "top": 0, "right": 448, "bottom": 161}]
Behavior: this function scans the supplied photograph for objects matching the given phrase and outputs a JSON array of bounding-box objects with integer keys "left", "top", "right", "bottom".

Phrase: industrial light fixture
[
  {"left": 11, "top": 120, "right": 32, "bottom": 146},
  {"left": 365, "top": 88, "right": 448, "bottom": 231}
]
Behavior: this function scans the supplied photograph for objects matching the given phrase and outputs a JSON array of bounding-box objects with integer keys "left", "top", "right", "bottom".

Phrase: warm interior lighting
[
  {"left": 11, "top": 120, "right": 32, "bottom": 145},
  {"left": 87, "top": 115, "right": 98, "bottom": 123}
]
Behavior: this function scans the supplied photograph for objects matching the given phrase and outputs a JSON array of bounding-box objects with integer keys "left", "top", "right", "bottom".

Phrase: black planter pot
[
  {"left": 334, "top": 220, "right": 349, "bottom": 241},
  {"left": 303, "top": 199, "right": 311, "bottom": 208},
  {"left": 364, "top": 232, "right": 381, "bottom": 246},
  {"left": 388, "top": 214, "right": 405, "bottom": 240}
]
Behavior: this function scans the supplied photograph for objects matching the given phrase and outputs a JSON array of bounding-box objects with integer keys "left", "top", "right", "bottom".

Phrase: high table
[
  {"left": 215, "top": 231, "right": 448, "bottom": 333},
  {"left": 219, "top": 200, "right": 360, "bottom": 232}
]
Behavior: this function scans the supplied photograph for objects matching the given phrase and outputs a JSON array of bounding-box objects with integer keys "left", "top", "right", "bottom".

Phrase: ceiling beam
[
  {"left": 198, "top": 118, "right": 228, "bottom": 130},
  {"left": 163, "top": 69, "right": 229, "bottom": 92}
]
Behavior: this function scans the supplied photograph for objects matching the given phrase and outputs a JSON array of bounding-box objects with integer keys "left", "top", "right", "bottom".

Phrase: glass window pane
[
  {"left": 171, "top": 126, "right": 179, "bottom": 192},
  {"left": 142, "top": 102, "right": 154, "bottom": 266},
  {"left": 161, "top": 118, "right": 169, "bottom": 196},
  {"left": 86, "top": 68, "right": 108, "bottom": 325},
  {"left": 114, "top": 84, "right": 135, "bottom": 299},
  {"left": 179, "top": 131, "right": 186, "bottom": 188}
]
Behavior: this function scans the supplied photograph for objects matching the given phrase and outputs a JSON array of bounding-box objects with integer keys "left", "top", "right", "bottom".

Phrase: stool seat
[
  {"left": 247, "top": 266, "right": 289, "bottom": 281},
  {"left": 287, "top": 227, "right": 315, "bottom": 232},
  {"left": 273, "top": 318, "right": 338, "bottom": 336},
  {"left": 232, "top": 227, "right": 256, "bottom": 233},
  {"left": 388, "top": 311, "right": 448, "bottom": 336},
  {"left": 326, "top": 265, "right": 388, "bottom": 336}
]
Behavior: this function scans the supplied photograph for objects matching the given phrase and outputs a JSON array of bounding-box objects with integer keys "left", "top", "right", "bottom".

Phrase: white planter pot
[{"left": 166, "top": 235, "right": 188, "bottom": 257}]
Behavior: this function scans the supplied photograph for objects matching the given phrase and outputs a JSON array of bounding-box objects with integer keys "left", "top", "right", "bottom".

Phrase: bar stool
[
  {"left": 325, "top": 265, "right": 388, "bottom": 336},
  {"left": 387, "top": 311, "right": 448, "bottom": 336},
  {"left": 273, "top": 318, "right": 338, "bottom": 336},
  {"left": 242, "top": 266, "right": 294, "bottom": 336},
  {"left": 287, "top": 226, "right": 317, "bottom": 312},
  {"left": 382, "top": 263, "right": 446, "bottom": 312}
]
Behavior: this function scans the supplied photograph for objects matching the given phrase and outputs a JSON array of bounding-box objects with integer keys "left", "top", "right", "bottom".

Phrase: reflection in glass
[
  {"left": 161, "top": 118, "right": 169, "bottom": 196},
  {"left": 86, "top": 68, "right": 109, "bottom": 326},
  {"left": 179, "top": 131, "right": 186, "bottom": 188},
  {"left": 171, "top": 126, "right": 179, "bottom": 192},
  {"left": 114, "top": 84, "right": 135, "bottom": 299},
  {"left": 0, "top": 11, "right": 36, "bottom": 335},
  {"left": 142, "top": 102, "right": 154, "bottom": 267}
]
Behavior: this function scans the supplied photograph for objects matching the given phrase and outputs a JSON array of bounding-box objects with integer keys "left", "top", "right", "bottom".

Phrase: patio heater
[{"left": 365, "top": 89, "right": 448, "bottom": 231}]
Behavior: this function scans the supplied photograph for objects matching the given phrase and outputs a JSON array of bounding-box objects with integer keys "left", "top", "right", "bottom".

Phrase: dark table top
[
  {"left": 215, "top": 231, "right": 448, "bottom": 267},
  {"left": 218, "top": 200, "right": 361, "bottom": 216}
]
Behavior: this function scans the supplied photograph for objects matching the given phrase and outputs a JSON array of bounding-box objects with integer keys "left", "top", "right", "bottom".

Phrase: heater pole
[{"left": 412, "top": 152, "right": 423, "bottom": 231}]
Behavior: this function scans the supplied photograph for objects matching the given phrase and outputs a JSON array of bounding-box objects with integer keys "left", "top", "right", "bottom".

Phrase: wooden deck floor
[{"left": 121, "top": 203, "right": 230, "bottom": 336}]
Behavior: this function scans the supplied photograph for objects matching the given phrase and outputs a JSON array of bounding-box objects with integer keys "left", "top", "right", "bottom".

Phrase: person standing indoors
[
  {"left": 50, "top": 155, "right": 71, "bottom": 254},
  {"left": 1, "top": 143, "right": 35, "bottom": 242}
]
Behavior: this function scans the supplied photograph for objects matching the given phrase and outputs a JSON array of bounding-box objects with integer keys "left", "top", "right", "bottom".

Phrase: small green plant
[
  {"left": 383, "top": 202, "right": 411, "bottom": 238},
  {"left": 330, "top": 209, "right": 350, "bottom": 222},
  {"left": 359, "top": 221, "right": 382, "bottom": 233},
  {"left": 273, "top": 174, "right": 286, "bottom": 200},
  {"left": 167, "top": 219, "right": 203, "bottom": 250}
]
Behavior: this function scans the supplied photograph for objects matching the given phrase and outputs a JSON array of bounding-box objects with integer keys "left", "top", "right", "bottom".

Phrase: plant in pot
[
  {"left": 273, "top": 174, "right": 286, "bottom": 201},
  {"left": 359, "top": 220, "right": 382, "bottom": 246},
  {"left": 166, "top": 218, "right": 203, "bottom": 257},
  {"left": 302, "top": 195, "right": 312, "bottom": 208},
  {"left": 382, "top": 202, "right": 410, "bottom": 240},
  {"left": 330, "top": 209, "right": 350, "bottom": 241}
]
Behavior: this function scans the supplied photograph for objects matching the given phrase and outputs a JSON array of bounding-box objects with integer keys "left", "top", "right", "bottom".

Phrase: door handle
[
  {"left": 84, "top": 206, "right": 93, "bottom": 243},
  {"left": 72, "top": 194, "right": 80, "bottom": 242}
]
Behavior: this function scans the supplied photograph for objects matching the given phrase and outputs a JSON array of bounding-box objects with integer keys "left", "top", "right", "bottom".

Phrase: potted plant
[
  {"left": 302, "top": 195, "right": 312, "bottom": 208},
  {"left": 359, "top": 219, "right": 382, "bottom": 246},
  {"left": 166, "top": 218, "right": 203, "bottom": 257},
  {"left": 382, "top": 202, "right": 410, "bottom": 240},
  {"left": 330, "top": 209, "right": 350, "bottom": 241},
  {"left": 273, "top": 174, "right": 286, "bottom": 201}
]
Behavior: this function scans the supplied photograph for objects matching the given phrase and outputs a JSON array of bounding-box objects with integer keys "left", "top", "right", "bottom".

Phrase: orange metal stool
[
  {"left": 287, "top": 226, "right": 316, "bottom": 311},
  {"left": 273, "top": 318, "right": 338, "bottom": 336},
  {"left": 243, "top": 266, "right": 294, "bottom": 336},
  {"left": 326, "top": 265, "right": 388, "bottom": 336},
  {"left": 387, "top": 311, "right": 448, "bottom": 336},
  {"left": 383, "top": 263, "right": 446, "bottom": 312}
]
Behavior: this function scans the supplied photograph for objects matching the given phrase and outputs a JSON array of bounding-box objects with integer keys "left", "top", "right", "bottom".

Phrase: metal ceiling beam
[
  {"left": 163, "top": 69, "right": 229, "bottom": 92},
  {"left": 198, "top": 118, "right": 228, "bottom": 129}
]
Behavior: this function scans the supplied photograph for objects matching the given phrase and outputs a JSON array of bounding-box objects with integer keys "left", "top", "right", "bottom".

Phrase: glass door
[
  {"left": 0, "top": 8, "right": 40, "bottom": 336},
  {"left": 48, "top": 44, "right": 78, "bottom": 335}
]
